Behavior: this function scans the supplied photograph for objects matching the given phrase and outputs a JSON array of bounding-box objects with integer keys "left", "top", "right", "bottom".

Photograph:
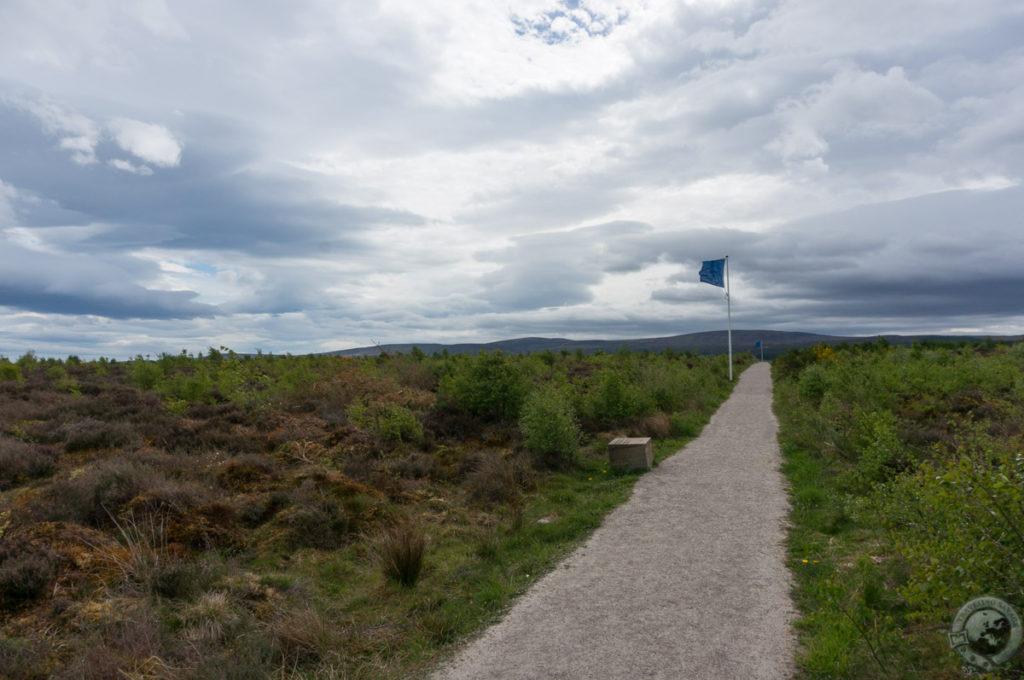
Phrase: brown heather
[{"left": 0, "top": 348, "right": 746, "bottom": 678}]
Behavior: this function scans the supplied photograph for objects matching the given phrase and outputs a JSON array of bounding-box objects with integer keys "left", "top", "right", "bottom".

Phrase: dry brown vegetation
[{"left": 0, "top": 348, "right": 745, "bottom": 678}]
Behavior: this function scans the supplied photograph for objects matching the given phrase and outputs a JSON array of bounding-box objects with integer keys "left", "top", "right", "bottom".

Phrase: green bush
[
  {"left": 840, "top": 409, "right": 907, "bottom": 493},
  {"left": 588, "top": 368, "right": 653, "bottom": 423},
  {"left": 0, "top": 362, "right": 23, "bottom": 382},
  {"left": 519, "top": 387, "right": 580, "bottom": 466},
  {"left": 46, "top": 364, "right": 80, "bottom": 395},
  {"left": 860, "top": 428, "right": 1024, "bottom": 619},
  {"left": 438, "top": 352, "right": 527, "bottom": 422},
  {"left": 797, "top": 363, "right": 830, "bottom": 404},
  {"left": 130, "top": 359, "right": 164, "bottom": 391},
  {"left": 776, "top": 341, "right": 1024, "bottom": 677},
  {"left": 160, "top": 367, "right": 215, "bottom": 403},
  {"left": 15, "top": 351, "right": 37, "bottom": 370},
  {"left": 348, "top": 401, "right": 423, "bottom": 444}
]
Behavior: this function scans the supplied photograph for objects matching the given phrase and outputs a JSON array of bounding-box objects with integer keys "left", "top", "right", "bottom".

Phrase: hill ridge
[{"left": 321, "top": 330, "right": 1022, "bottom": 359}]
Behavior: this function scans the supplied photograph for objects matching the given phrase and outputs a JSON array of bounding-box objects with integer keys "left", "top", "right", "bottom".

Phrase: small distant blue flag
[
  {"left": 699, "top": 258, "right": 725, "bottom": 287},
  {"left": 755, "top": 341, "right": 761, "bottom": 348}
]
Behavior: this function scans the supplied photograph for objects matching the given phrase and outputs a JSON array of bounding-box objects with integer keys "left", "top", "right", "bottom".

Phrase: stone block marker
[{"left": 608, "top": 436, "right": 652, "bottom": 471}]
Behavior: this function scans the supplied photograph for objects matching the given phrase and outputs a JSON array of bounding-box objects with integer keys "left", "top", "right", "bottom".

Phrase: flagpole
[{"left": 726, "top": 255, "right": 732, "bottom": 381}]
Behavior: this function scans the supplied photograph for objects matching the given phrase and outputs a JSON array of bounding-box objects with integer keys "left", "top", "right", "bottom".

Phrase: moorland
[
  {"left": 0, "top": 347, "right": 747, "bottom": 679},
  {"left": 5, "top": 337, "right": 1022, "bottom": 679}
]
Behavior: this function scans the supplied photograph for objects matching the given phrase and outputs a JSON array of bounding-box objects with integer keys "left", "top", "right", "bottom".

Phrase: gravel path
[{"left": 430, "top": 362, "right": 795, "bottom": 680}]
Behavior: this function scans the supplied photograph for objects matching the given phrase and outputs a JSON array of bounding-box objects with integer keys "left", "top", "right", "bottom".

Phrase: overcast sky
[{"left": 2, "top": 0, "right": 1023, "bottom": 358}]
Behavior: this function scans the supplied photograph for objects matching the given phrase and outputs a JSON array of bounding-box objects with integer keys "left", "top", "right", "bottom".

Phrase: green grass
[
  {"left": 773, "top": 343, "right": 1024, "bottom": 680},
  {"left": 230, "top": 393, "right": 729, "bottom": 678},
  {"left": 244, "top": 451, "right": 655, "bottom": 676}
]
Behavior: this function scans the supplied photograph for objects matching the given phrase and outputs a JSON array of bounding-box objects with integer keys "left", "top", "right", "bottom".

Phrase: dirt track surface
[{"left": 430, "top": 362, "right": 795, "bottom": 680}]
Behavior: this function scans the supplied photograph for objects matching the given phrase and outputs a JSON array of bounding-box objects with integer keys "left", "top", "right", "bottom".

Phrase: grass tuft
[{"left": 377, "top": 522, "right": 426, "bottom": 588}]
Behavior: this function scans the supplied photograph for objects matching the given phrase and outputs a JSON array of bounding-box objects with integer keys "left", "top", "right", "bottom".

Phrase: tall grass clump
[{"left": 377, "top": 522, "right": 426, "bottom": 588}]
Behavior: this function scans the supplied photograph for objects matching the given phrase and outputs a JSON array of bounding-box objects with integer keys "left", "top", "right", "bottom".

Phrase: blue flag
[
  {"left": 755, "top": 341, "right": 761, "bottom": 348},
  {"left": 699, "top": 258, "right": 725, "bottom": 287}
]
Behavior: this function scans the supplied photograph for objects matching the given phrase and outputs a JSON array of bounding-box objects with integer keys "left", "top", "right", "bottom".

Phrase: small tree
[
  {"left": 439, "top": 351, "right": 527, "bottom": 422},
  {"left": 519, "top": 387, "right": 580, "bottom": 467}
]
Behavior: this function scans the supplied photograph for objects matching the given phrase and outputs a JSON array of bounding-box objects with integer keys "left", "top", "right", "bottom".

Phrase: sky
[{"left": 2, "top": 0, "right": 1024, "bottom": 359}]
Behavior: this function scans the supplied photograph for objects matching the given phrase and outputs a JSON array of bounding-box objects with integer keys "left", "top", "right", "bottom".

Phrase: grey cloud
[
  {"left": 460, "top": 179, "right": 636, "bottom": 233},
  {"left": 648, "top": 185, "right": 1024, "bottom": 323},
  {"left": 0, "top": 243, "right": 219, "bottom": 319},
  {"left": 476, "top": 222, "right": 652, "bottom": 311},
  {"left": 0, "top": 104, "right": 426, "bottom": 256}
]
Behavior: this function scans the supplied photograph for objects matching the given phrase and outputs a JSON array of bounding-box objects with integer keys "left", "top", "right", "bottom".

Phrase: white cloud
[
  {"left": 12, "top": 97, "right": 101, "bottom": 163},
  {"left": 10, "top": 97, "right": 182, "bottom": 170},
  {"left": 803, "top": 67, "right": 944, "bottom": 138},
  {"left": 378, "top": 0, "right": 658, "bottom": 103},
  {"left": 108, "top": 117, "right": 183, "bottom": 167},
  {"left": 766, "top": 66, "right": 944, "bottom": 168},
  {"left": 108, "top": 158, "right": 154, "bottom": 175}
]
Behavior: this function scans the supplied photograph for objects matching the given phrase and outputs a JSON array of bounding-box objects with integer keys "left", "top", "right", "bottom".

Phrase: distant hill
[{"left": 321, "top": 330, "right": 1023, "bottom": 360}]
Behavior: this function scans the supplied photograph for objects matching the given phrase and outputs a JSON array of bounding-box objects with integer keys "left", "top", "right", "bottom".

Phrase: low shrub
[
  {"left": 216, "top": 454, "right": 278, "bottom": 492},
  {"left": 587, "top": 368, "right": 654, "bottom": 423},
  {"left": 0, "top": 636, "right": 48, "bottom": 680},
  {"left": 641, "top": 412, "right": 672, "bottom": 438},
  {"left": 389, "top": 453, "right": 443, "bottom": 480},
  {"left": 56, "top": 417, "right": 139, "bottom": 452},
  {"left": 0, "top": 437, "right": 59, "bottom": 489},
  {"left": 860, "top": 429, "right": 1024, "bottom": 620},
  {"left": 130, "top": 359, "right": 164, "bottom": 391},
  {"left": 277, "top": 501, "right": 350, "bottom": 550},
  {"left": 347, "top": 400, "right": 423, "bottom": 444},
  {"left": 670, "top": 411, "right": 704, "bottom": 437},
  {"left": 169, "top": 501, "right": 239, "bottom": 550},
  {"left": 151, "top": 555, "right": 223, "bottom": 600},
  {"left": 122, "top": 476, "right": 208, "bottom": 521},
  {"left": 46, "top": 458, "right": 164, "bottom": 526},
  {"left": 438, "top": 352, "right": 528, "bottom": 422},
  {"left": 0, "top": 536, "right": 60, "bottom": 608},
  {"left": 159, "top": 411, "right": 267, "bottom": 455},
  {"left": 519, "top": 387, "right": 580, "bottom": 467},
  {"left": 0, "top": 362, "right": 24, "bottom": 383},
  {"left": 270, "top": 479, "right": 352, "bottom": 550},
  {"left": 464, "top": 452, "right": 533, "bottom": 507},
  {"left": 239, "top": 491, "right": 291, "bottom": 527}
]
